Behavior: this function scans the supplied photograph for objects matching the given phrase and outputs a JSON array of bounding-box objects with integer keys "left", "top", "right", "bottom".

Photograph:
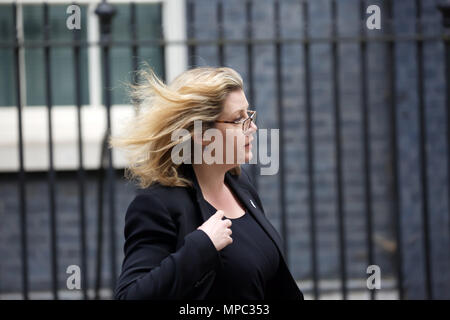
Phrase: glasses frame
[{"left": 214, "top": 109, "right": 257, "bottom": 134}]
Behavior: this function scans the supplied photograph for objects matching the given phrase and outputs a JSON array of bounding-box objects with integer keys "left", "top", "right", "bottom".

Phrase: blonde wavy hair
[{"left": 110, "top": 66, "right": 244, "bottom": 188}]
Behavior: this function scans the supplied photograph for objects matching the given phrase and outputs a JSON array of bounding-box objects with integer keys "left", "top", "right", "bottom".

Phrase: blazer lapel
[
  {"left": 179, "top": 163, "right": 286, "bottom": 261},
  {"left": 178, "top": 163, "right": 216, "bottom": 223},
  {"left": 224, "top": 171, "right": 286, "bottom": 260}
]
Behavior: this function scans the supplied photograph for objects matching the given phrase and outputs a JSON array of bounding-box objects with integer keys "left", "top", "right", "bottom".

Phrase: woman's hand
[{"left": 197, "top": 210, "right": 233, "bottom": 251}]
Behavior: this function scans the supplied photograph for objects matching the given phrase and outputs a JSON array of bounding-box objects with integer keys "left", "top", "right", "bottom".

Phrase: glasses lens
[
  {"left": 243, "top": 111, "right": 256, "bottom": 133},
  {"left": 243, "top": 118, "right": 251, "bottom": 133}
]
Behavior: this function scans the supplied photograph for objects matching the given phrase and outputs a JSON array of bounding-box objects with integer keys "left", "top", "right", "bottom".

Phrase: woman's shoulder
[
  {"left": 124, "top": 182, "right": 195, "bottom": 229},
  {"left": 132, "top": 181, "right": 195, "bottom": 211},
  {"left": 137, "top": 181, "right": 188, "bottom": 196}
]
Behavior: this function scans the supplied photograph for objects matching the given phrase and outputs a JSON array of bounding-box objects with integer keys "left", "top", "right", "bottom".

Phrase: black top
[{"left": 202, "top": 198, "right": 280, "bottom": 300}]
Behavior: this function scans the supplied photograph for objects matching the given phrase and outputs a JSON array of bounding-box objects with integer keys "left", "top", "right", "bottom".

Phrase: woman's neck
[{"left": 192, "top": 164, "right": 232, "bottom": 197}]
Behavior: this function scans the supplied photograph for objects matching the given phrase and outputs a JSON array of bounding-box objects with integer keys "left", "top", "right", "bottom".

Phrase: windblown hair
[{"left": 110, "top": 66, "right": 244, "bottom": 188}]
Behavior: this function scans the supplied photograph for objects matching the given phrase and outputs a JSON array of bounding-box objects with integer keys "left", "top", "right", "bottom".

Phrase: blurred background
[{"left": 0, "top": 0, "right": 449, "bottom": 300}]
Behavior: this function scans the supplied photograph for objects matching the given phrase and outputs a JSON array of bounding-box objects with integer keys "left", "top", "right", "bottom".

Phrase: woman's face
[{"left": 212, "top": 89, "right": 257, "bottom": 165}]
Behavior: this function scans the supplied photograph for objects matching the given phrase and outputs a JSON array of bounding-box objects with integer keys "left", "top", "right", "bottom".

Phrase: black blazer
[{"left": 114, "top": 163, "right": 304, "bottom": 300}]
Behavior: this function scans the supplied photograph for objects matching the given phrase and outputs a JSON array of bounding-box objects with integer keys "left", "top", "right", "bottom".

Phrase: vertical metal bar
[
  {"left": 386, "top": 0, "right": 404, "bottom": 300},
  {"left": 93, "top": 3, "right": 118, "bottom": 288},
  {"left": 95, "top": 1, "right": 117, "bottom": 294},
  {"left": 158, "top": 3, "right": 166, "bottom": 83},
  {"left": 437, "top": 5, "right": 450, "bottom": 282},
  {"left": 94, "top": 134, "right": 107, "bottom": 299},
  {"left": 217, "top": 0, "right": 224, "bottom": 66},
  {"left": 130, "top": 2, "right": 139, "bottom": 91},
  {"left": 274, "top": 0, "right": 288, "bottom": 264},
  {"left": 359, "top": 0, "right": 375, "bottom": 301},
  {"left": 13, "top": 2, "right": 29, "bottom": 300},
  {"left": 447, "top": 44, "right": 450, "bottom": 289},
  {"left": 302, "top": 0, "right": 319, "bottom": 299},
  {"left": 73, "top": 14, "right": 88, "bottom": 300},
  {"left": 415, "top": 0, "right": 432, "bottom": 300},
  {"left": 187, "top": 0, "right": 196, "bottom": 67},
  {"left": 43, "top": 3, "right": 59, "bottom": 300},
  {"left": 246, "top": 0, "right": 258, "bottom": 191},
  {"left": 104, "top": 20, "right": 117, "bottom": 297},
  {"left": 331, "top": 0, "right": 347, "bottom": 300}
]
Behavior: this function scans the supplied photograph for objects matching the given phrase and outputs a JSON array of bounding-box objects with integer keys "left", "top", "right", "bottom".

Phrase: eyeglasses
[{"left": 215, "top": 109, "right": 257, "bottom": 134}]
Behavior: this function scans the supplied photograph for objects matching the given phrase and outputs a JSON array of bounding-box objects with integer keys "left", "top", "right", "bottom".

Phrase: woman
[{"left": 111, "top": 66, "right": 303, "bottom": 300}]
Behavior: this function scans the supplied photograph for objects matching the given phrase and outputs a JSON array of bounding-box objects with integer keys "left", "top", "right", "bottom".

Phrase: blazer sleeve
[{"left": 114, "top": 192, "right": 221, "bottom": 300}]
